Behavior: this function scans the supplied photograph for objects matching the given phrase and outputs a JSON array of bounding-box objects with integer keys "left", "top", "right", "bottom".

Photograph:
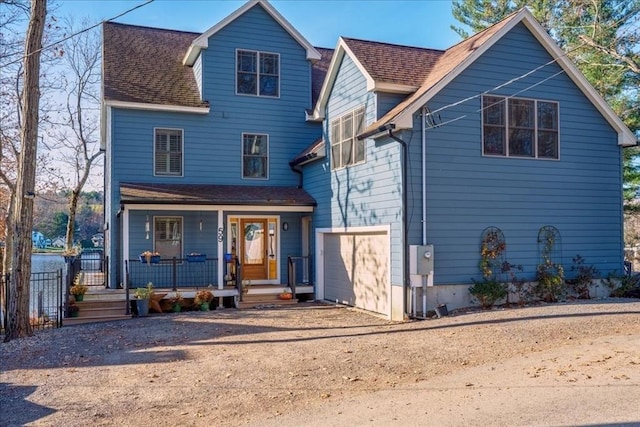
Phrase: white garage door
[{"left": 323, "top": 232, "right": 389, "bottom": 316}]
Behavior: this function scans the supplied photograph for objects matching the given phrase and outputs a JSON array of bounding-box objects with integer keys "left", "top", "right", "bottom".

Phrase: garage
[{"left": 322, "top": 230, "right": 390, "bottom": 316}]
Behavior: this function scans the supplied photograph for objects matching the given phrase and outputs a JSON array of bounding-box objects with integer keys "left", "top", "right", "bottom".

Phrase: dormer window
[{"left": 236, "top": 49, "right": 279, "bottom": 97}]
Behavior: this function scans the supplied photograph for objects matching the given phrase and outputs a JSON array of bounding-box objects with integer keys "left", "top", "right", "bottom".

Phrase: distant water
[{"left": 31, "top": 253, "right": 66, "bottom": 273}]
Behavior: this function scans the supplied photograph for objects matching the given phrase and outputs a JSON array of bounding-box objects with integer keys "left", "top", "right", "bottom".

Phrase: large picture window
[
  {"left": 154, "top": 128, "right": 183, "bottom": 175},
  {"left": 482, "top": 96, "right": 558, "bottom": 159},
  {"left": 154, "top": 217, "right": 182, "bottom": 260},
  {"left": 330, "top": 106, "right": 366, "bottom": 170},
  {"left": 237, "top": 50, "right": 279, "bottom": 97},
  {"left": 242, "top": 133, "right": 269, "bottom": 179}
]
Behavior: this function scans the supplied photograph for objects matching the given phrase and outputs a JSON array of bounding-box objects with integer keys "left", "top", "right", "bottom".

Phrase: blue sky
[{"left": 55, "top": 0, "right": 464, "bottom": 50}]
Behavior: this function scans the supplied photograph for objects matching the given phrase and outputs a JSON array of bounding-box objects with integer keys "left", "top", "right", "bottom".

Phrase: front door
[{"left": 240, "top": 218, "right": 268, "bottom": 281}]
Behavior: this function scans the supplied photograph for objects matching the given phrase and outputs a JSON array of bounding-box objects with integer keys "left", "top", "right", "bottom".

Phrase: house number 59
[{"left": 217, "top": 227, "right": 224, "bottom": 242}]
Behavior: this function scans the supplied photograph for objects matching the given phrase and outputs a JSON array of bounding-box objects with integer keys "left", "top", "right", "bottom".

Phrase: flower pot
[
  {"left": 139, "top": 255, "right": 160, "bottom": 264},
  {"left": 70, "top": 310, "right": 80, "bottom": 318},
  {"left": 186, "top": 254, "right": 206, "bottom": 262},
  {"left": 74, "top": 294, "right": 84, "bottom": 302},
  {"left": 279, "top": 292, "right": 293, "bottom": 300},
  {"left": 136, "top": 298, "right": 150, "bottom": 317},
  {"left": 200, "top": 302, "right": 210, "bottom": 311},
  {"left": 172, "top": 303, "right": 181, "bottom": 313},
  {"left": 435, "top": 303, "right": 448, "bottom": 318}
]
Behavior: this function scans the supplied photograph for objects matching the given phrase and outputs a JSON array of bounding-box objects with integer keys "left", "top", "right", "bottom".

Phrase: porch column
[{"left": 217, "top": 209, "right": 224, "bottom": 290}]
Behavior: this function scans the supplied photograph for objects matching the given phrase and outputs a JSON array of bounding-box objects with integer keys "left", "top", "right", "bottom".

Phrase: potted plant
[
  {"left": 194, "top": 289, "right": 214, "bottom": 311},
  {"left": 279, "top": 287, "right": 293, "bottom": 300},
  {"left": 139, "top": 251, "right": 161, "bottom": 264},
  {"left": 133, "top": 282, "right": 154, "bottom": 316},
  {"left": 168, "top": 292, "right": 184, "bottom": 312},
  {"left": 241, "top": 279, "right": 251, "bottom": 295},
  {"left": 67, "top": 297, "right": 80, "bottom": 318},
  {"left": 70, "top": 282, "right": 88, "bottom": 302}
]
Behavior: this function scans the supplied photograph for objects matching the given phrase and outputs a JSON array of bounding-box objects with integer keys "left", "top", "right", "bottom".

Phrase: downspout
[
  {"left": 290, "top": 162, "right": 304, "bottom": 188},
  {"left": 422, "top": 107, "right": 427, "bottom": 245},
  {"left": 385, "top": 129, "right": 410, "bottom": 319}
]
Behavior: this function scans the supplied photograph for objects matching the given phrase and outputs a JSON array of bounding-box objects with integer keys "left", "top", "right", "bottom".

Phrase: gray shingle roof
[
  {"left": 342, "top": 37, "right": 444, "bottom": 88},
  {"left": 103, "top": 22, "right": 206, "bottom": 108},
  {"left": 120, "top": 182, "right": 316, "bottom": 207}
]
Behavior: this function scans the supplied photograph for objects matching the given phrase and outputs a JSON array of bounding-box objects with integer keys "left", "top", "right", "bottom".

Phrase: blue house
[{"left": 102, "top": 1, "right": 635, "bottom": 319}]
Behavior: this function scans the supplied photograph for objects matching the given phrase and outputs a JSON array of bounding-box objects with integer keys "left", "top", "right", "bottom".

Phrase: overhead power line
[{"left": 0, "top": 0, "right": 154, "bottom": 68}]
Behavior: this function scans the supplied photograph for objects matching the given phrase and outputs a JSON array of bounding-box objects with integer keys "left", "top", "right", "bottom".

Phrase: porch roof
[{"left": 120, "top": 182, "right": 317, "bottom": 207}]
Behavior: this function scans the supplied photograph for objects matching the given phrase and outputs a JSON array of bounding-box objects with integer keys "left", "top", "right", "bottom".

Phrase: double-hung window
[
  {"left": 154, "top": 217, "right": 182, "bottom": 260},
  {"left": 154, "top": 128, "right": 183, "bottom": 175},
  {"left": 482, "top": 95, "right": 559, "bottom": 159},
  {"left": 237, "top": 50, "right": 279, "bottom": 97},
  {"left": 330, "top": 106, "right": 366, "bottom": 170},
  {"left": 242, "top": 133, "right": 268, "bottom": 179}
]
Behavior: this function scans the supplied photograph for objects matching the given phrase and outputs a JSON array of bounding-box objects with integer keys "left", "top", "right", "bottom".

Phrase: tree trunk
[
  {"left": 4, "top": 0, "right": 47, "bottom": 342},
  {"left": 65, "top": 190, "right": 80, "bottom": 252}
]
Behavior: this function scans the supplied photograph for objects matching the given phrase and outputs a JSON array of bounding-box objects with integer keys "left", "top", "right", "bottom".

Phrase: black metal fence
[
  {"left": 126, "top": 257, "right": 219, "bottom": 291},
  {"left": 1, "top": 269, "right": 64, "bottom": 335},
  {"left": 287, "top": 255, "right": 313, "bottom": 299}
]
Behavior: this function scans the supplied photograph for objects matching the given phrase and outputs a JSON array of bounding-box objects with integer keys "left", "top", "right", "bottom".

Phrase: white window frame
[
  {"left": 235, "top": 49, "right": 280, "bottom": 98},
  {"left": 153, "top": 216, "right": 183, "bottom": 260},
  {"left": 241, "top": 133, "right": 269, "bottom": 180},
  {"left": 482, "top": 95, "right": 559, "bottom": 160},
  {"left": 330, "top": 105, "right": 366, "bottom": 170},
  {"left": 153, "top": 127, "right": 184, "bottom": 176}
]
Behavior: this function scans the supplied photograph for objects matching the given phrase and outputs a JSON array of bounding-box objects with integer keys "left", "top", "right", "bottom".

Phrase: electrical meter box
[{"left": 416, "top": 245, "right": 434, "bottom": 275}]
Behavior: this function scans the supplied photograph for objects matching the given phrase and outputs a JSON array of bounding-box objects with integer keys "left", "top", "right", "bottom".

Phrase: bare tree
[
  {"left": 45, "top": 18, "right": 103, "bottom": 253},
  {"left": 4, "top": 0, "right": 48, "bottom": 341}
]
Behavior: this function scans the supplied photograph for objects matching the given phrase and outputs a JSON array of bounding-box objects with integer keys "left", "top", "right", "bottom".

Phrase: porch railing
[
  {"left": 126, "top": 257, "right": 219, "bottom": 291},
  {"left": 287, "top": 255, "right": 313, "bottom": 299}
]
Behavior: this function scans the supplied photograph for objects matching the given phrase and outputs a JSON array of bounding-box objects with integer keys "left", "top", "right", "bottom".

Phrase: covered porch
[{"left": 115, "top": 182, "right": 317, "bottom": 306}]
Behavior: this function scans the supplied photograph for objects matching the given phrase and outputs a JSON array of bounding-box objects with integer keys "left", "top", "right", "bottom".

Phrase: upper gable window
[
  {"left": 154, "top": 128, "right": 183, "bottom": 176},
  {"left": 330, "top": 106, "right": 366, "bottom": 170},
  {"left": 242, "top": 133, "right": 269, "bottom": 179},
  {"left": 483, "top": 95, "right": 559, "bottom": 159},
  {"left": 236, "top": 50, "right": 280, "bottom": 97}
]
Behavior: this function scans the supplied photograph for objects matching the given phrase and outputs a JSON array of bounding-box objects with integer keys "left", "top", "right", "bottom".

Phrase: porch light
[
  {"left": 199, "top": 219, "right": 203, "bottom": 232},
  {"left": 282, "top": 222, "right": 289, "bottom": 231},
  {"left": 145, "top": 215, "right": 150, "bottom": 240}
]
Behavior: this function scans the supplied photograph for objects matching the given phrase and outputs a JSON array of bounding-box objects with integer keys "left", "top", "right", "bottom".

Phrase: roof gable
[
  {"left": 183, "top": 0, "right": 321, "bottom": 66},
  {"left": 366, "top": 8, "right": 635, "bottom": 147}
]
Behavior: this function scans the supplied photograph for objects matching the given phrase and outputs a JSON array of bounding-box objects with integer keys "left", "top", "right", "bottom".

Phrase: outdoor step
[
  {"left": 77, "top": 306, "right": 128, "bottom": 317},
  {"left": 237, "top": 298, "right": 298, "bottom": 309},
  {"left": 63, "top": 315, "right": 131, "bottom": 327},
  {"left": 76, "top": 300, "right": 125, "bottom": 310}
]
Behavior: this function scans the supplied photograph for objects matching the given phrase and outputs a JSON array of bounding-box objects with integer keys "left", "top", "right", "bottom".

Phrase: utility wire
[{"left": 1, "top": 0, "right": 154, "bottom": 68}]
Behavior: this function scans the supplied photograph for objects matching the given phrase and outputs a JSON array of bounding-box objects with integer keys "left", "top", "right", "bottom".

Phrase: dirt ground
[{"left": 1, "top": 299, "right": 639, "bottom": 426}]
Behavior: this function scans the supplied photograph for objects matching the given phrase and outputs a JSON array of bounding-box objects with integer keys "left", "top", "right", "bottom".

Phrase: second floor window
[
  {"left": 154, "top": 216, "right": 182, "bottom": 260},
  {"left": 483, "top": 95, "right": 559, "bottom": 159},
  {"left": 237, "top": 50, "right": 279, "bottom": 97},
  {"left": 242, "top": 133, "right": 268, "bottom": 179},
  {"left": 155, "top": 128, "right": 183, "bottom": 176},
  {"left": 331, "top": 106, "right": 366, "bottom": 170}
]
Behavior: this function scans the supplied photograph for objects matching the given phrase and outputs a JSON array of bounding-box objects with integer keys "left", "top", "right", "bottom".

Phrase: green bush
[
  {"left": 469, "top": 278, "right": 507, "bottom": 309},
  {"left": 535, "top": 260, "right": 565, "bottom": 302}
]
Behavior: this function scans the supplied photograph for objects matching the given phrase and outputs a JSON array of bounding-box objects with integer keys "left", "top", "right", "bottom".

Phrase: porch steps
[
  {"left": 237, "top": 293, "right": 298, "bottom": 309},
  {"left": 64, "top": 287, "right": 130, "bottom": 327}
]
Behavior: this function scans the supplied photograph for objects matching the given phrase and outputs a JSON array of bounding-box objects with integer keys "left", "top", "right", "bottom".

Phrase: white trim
[
  {"left": 122, "top": 208, "right": 130, "bottom": 288},
  {"left": 217, "top": 210, "right": 224, "bottom": 288},
  {"left": 124, "top": 204, "right": 314, "bottom": 213},
  {"left": 241, "top": 132, "right": 270, "bottom": 179},
  {"left": 315, "top": 224, "right": 392, "bottom": 319},
  {"left": 105, "top": 100, "right": 209, "bottom": 115},
  {"left": 183, "top": 0, "right": 321, "bottom": 65},
  {"left": 153, "top": 127, "right": 184, "bottom": 177},
  {"left": 391, "top": 9, "right": 635, "bottom": 147},
  {"left": 372, "top": 82, "right": 417, "bottom": 94},
  {"left": 235, "top": 49, "right": 281, "bottom": 98}
]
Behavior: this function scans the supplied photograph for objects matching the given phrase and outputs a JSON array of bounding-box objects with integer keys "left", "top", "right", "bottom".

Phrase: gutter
[{"left": 358, "top": 123, "right": 410, "bottom": 318}]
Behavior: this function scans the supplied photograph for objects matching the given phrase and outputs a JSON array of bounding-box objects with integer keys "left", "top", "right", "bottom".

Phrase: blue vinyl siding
[
  {"left": 377, "top": 92, "right": 407, "bottom": 119},
  {"left": 106, "top": 3, "right": 321, "bottom": 287},
  {"left": 307, "top": 53, "right": 404, "bottom": 285},
  {"left": 407, "top": 22, "right": 623, "bottom": 284}
]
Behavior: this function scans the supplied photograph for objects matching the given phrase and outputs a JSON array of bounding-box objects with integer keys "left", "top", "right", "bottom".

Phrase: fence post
[{"left": 172, "top": 257, "right": 177, "bottom": 291}]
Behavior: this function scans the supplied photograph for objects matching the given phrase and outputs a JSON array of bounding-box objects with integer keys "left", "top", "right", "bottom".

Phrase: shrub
[
  {"left": 535, "top": 260, "right": 565, "bottom": 302},
  {"left": 469, "top": 278, "right": 507, "bottom": 309},
  {"left": 567, "top": 255, "right": 599, "bottom": 299},
  {"left": 603, "top": 272, "right": 640, "bottom": 298}
]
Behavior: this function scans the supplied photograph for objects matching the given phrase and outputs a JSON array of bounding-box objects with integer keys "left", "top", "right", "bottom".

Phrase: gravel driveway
[{"left": 1, "top": 299, "right": 639, "bottom": 426}]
